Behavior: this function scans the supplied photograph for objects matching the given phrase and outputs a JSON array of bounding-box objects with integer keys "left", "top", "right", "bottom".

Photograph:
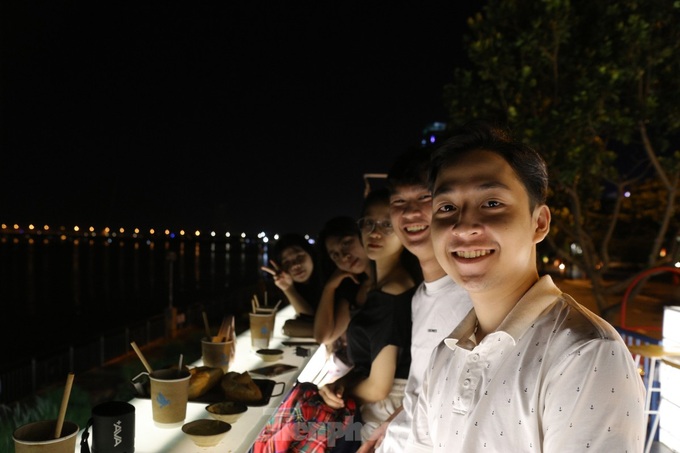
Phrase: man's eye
[
  {"left": 418, "top": 194, "right": 433, "bottom": 202},
  {"left": 485, "top": 200, "right": 501, "bottom": 208},
  {"left": 438, "top": 204, "right": 455, "bottom": 213}
]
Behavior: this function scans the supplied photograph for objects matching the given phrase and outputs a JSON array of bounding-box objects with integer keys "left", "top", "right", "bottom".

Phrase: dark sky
[{"left": 1, "top": 2, "right": 482, "bottom": 237}]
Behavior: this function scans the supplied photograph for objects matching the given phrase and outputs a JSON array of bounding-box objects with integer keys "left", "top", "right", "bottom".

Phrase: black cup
[{"left": 81, "top": 401, "right": 135, "bottom": 453}]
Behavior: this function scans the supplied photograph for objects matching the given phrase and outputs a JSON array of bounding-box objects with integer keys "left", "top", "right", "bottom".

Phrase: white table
[{"left": 77, "top": 305, "right": 323, "bottom": 453}]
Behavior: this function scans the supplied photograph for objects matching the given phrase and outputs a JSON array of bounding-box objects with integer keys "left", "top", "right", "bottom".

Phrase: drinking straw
[
  {"left": 273, "top": 299, "right": 283, "bottom": 313},
  {"left": 130, "top": 341, "right": 153, "bottom": 373},
  {"left": 202, "top": 311, "right": 211, "bottom": 338},
  {"left": 54, "top": 372, "right": 75, "bottom": 439},
  {"left": 178, "top": 354, "right": 183, "bottom": 374},
  {"left": 265, "top": 290, "right": 268, "bottom": 306},
  {"left": 217, "top": 316, "right": 230, "bottom": 341}
]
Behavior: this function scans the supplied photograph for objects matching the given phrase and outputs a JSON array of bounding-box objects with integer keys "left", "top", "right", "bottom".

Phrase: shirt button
[
  {"left": 463, "top": 378, "right": 471, "bottom": 388},
  {"left": 470, "top": 353, "right": 480, "bottom": 362}
]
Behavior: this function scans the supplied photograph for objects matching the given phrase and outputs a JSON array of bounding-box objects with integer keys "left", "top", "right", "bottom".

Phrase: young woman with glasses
[{"left": 318, "top": 188, "right": 422, "bottom": 446}]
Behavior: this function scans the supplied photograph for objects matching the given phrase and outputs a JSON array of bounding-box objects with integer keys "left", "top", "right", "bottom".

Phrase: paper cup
[
  {"left": 249, "top": 312, "right": 276, "bottom": 350},
  {"left": 148, "top": 369, "right": 191, "bottom": 428},
  {"left": 13, "top": 420, "right": 79, "bottom": 453},
  {"left": 201, "top": 338, "right": 235, "bottom": 372}
]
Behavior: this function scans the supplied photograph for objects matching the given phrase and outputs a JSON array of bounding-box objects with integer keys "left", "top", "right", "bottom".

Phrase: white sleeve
[
  {"left": 542, "top": 339, "right": 646, "bottom": 452},
  {"left": 406, "top": 344, "right": 438, "bottom": 452}
]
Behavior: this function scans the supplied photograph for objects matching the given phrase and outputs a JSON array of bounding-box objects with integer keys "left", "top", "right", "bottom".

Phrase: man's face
[
  {"left": 430, "top": 150, "right": 549, "bottom": 294},
  {"left": 389, "top": 184, "right": 434, "bottom": 261}
]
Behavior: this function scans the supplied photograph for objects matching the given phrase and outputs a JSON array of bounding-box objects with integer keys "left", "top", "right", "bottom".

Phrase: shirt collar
[{"left": 443, "top": 275, "right": 562, "bottom": 351}]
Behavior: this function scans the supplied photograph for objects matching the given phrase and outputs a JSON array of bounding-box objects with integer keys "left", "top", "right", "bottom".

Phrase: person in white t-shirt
[
  {"left": 358, "top": 147, "right": 473, "bottom": 453},
  {"left": 408, "top": 120, "right": 646, "bottom": 452}
]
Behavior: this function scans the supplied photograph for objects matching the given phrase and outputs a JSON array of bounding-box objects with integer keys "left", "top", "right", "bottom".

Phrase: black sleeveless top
[{"left": 345, "top": 287, "right": 415, "bottom": 380}]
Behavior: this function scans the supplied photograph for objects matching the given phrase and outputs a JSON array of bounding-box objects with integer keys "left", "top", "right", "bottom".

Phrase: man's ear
[{"left": 533, "top": 204, "right": 551, "bottom": 244}]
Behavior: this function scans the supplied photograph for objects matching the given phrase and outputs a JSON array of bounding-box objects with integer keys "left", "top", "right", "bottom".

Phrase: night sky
[{"left": 1, "top": 2, "right": 482, "bottom": 237}]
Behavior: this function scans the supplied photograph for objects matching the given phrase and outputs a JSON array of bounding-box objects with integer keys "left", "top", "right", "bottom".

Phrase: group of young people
[{"left": 256, "top": 120, "right": 646, "bottom": 452}]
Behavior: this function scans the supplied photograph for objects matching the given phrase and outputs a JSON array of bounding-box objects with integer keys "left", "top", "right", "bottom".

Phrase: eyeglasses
[{"left": 357, "top": 217, "right": 394, "bottom": 235}]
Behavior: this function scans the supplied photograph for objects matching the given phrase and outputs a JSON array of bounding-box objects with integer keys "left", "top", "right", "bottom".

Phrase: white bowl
[
  {"left": 206, "top": 401, "right": 248, "bottom": 424},
  {"left": 182, "top": 419, "right": 231, "bottom": 447},
  {"left": 256, "top": 348, "right": 284, "bottom": 362}
]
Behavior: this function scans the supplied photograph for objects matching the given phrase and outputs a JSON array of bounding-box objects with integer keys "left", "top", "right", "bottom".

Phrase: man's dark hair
[
  {"left": 429, "top": 120, "right": 548, "bottom": 209},
  {"left": 386, "top": 147, "right": 432, "bottom": 194}
]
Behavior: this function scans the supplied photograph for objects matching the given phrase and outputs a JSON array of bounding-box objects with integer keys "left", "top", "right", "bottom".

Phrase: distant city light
[
  {"left": 624, "top": 191, "right": 631, "bottom": 197},
  {"left": 675, "top": 262, "right": 680, "bottom": 268},
  {"left": 0, "top": 223, "right": 287, "bottom": 244}
]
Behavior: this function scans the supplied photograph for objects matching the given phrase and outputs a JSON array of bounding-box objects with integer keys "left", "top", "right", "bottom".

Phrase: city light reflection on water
[{"left": 0, "top": 231, "right": 273, "bottom": 363}]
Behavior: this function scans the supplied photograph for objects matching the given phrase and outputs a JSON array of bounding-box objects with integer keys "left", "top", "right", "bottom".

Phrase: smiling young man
[
  {"left": 358, "top": 147, "right": 473, "bottom": 453},
  {"left": 408, "top": 121, "right": 645, "bottom": 452}
]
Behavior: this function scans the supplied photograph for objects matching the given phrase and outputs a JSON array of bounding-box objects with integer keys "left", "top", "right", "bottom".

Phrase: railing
[{"left": 616, "top": 326, "right": 663, "bottom": 447}]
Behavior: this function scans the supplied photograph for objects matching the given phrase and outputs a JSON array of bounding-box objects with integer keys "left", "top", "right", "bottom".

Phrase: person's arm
[
  {"left": 541, "top": 339, "right": 646, "bottom": 452},
  {"left": 280, "top": 285, "right": 314, "bottom": 316},
  {"left": 314, "top": 269, "right": 356, "bottom": 344},
  {"left": 318, "top": 345, "right": 397, "bottom": 409},
  {"left": 407, "top": 360, "right": 434, "bottom": 453},
  {"left": 349, "top": 345, "right": 397, "bottom": 404},
  {"left": 356, "top": 405, "right": 404, "bottom": 453}
]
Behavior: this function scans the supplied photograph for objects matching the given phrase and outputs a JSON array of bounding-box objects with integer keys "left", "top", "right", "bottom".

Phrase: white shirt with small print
[
  {"left": 376, "top": 276, "right": 472, "bottom": 453},
  {"left": 408, "top": 275, "right": 646, "bottom": 452}
]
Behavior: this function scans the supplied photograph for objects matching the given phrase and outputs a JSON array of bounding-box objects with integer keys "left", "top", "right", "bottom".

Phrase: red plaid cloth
[{"left": 251, "top": 382, "right": 360, "bottom": 453}]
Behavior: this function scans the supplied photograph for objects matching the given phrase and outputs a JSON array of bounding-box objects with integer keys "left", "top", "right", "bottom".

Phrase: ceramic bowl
[
  {"left": 181, "top": 419, "right": 231, "bottom": 447},
  {"left": 256, "top": 348, "right": 284, "bottom": 362},
  {"left": 206, "top": 401, "right": 248, "bottom": 424}
]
